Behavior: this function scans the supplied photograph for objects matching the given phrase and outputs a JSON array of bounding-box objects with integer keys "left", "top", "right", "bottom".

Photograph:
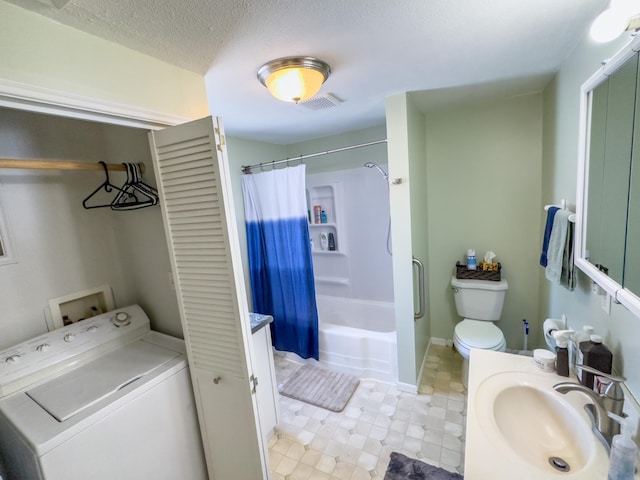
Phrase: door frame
[
  {"left": 0, "top": 78, "right": 190, "bottom": 130},
  {"left": 0, "top": 78, "right": 271, "bottom": 477}
]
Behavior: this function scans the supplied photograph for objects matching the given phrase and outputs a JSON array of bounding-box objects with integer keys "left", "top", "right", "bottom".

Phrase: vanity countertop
[
  {"left": 465, "top": 349, "right": 611, "bottom": 479},
  {"left": 249, "top": 312, "right": 273, "bottom": 334}
]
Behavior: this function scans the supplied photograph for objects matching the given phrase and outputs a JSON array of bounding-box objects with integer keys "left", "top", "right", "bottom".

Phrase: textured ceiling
[{"left": 5, "top": 0, "right": 609, "bottom": 143}]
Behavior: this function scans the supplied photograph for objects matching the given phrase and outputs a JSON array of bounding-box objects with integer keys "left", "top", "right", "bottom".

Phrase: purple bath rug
[{"left": 384, "top": 452, "right": 463, "bottom": 480}]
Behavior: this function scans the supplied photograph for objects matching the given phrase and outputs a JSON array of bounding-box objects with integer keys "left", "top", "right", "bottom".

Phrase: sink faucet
[{"left": 553, "top": 365, "right": 626, "bottom": 452}]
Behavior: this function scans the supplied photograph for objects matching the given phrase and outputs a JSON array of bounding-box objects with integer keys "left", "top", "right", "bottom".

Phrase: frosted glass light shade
[
  {"left": 590, "top": 8, "right": 628, "bottom": 42},
  {"left": 590, "top": 0, "right": 639, "bottom": 43},
  {"left": 258, "top": 57, "right": 331, "bottom": 103}
]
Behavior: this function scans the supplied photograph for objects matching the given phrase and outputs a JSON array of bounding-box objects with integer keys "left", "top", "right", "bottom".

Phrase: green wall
[
  {"left": 542, "top": 32, "right": 640, "bottom": 401},
  {"left": 425, "top": 93, "right": 543, "bottom": 350}
]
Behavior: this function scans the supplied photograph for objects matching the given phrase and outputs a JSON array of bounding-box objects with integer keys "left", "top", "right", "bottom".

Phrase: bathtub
[{"left": 281, "top": 295, "right": 397, "bottom": 383}]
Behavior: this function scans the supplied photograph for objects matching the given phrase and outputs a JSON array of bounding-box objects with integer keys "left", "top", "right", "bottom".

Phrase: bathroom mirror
[{"left": 575, "top": 35, "right": 640, "bottom": 317}]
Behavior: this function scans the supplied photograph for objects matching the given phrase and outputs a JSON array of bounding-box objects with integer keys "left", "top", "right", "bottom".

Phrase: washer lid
[
  {"left": 26, "top": 340, "right": 179, "bottom": 422},
  {"left": 455, "top": 320, "right": 504, "bottom": 349}
]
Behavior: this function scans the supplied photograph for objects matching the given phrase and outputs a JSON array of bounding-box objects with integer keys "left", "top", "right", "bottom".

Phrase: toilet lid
[{"left": 455, "top": 319, "right": 504, "bottom": 349}]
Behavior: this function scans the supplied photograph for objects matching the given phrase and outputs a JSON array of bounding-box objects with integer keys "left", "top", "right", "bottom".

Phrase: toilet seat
[{"left": 454, "top": 319, "right": 506, "bottom": 359}]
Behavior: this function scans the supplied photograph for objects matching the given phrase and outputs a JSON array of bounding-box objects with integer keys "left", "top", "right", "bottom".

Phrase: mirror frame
[{"left": 575, "top": 35, "right": 640, "bottom": 318}]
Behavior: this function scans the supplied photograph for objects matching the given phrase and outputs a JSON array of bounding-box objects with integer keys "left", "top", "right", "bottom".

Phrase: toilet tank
[{"left": 451, "top": 277, "right": 508, "bottom": 321}]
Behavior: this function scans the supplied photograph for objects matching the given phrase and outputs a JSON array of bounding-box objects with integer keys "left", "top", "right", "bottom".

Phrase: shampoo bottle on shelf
[
  {"left": 328, "top": 233, "right": 336, "bottom": 251},
  {"left": 607, "top": 413, "right": 637, "bottom": 480},
  {"left": 321, "top": 210, "right": 327, "bottom": 223}
]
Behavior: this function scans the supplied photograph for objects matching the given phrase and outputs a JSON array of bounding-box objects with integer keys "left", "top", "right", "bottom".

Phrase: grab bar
[{"left": 413, "top": 257, "right": 425, "bottom": 321}]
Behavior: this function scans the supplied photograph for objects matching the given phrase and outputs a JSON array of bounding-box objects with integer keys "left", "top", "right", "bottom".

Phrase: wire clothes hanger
[
  {"left": 82, "top": 161, "right": 131, "bottom": 210},
  {"left": 111, "top": 163, "right": 159, "bottom": 210},
  {"left": 82, "top": 162, "right": 159, "bottom": 210}
]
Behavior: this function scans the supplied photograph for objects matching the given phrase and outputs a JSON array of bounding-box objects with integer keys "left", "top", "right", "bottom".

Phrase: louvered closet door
[{"left": 148, "top": 117, "right": 268, "bottom": 480}]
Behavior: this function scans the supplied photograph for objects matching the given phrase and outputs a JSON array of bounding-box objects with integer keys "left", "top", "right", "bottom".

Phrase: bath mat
[
  {"left": 384, "top": 452, "right": 463, "bottom": 480},
  {"left": 278, "top": 364, "right": 359, "bottom": 412}
]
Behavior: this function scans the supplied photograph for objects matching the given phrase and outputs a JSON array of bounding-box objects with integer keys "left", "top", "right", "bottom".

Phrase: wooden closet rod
[{"left": 0, "top": 158, "right": 145, "bottom": 173}]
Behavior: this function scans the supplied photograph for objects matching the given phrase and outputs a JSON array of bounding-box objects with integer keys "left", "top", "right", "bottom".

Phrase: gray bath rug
[
  {"left": 384, "top": 452, "right": 463, "bottom": 480},
  {"left": 278, "top": 364, "right": 359, "bottom": 412}
]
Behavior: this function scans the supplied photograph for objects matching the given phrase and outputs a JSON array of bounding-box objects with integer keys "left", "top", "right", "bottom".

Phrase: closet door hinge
[
  {"left": 214, "top": 128, "right": 226, "bottom": 151},
  {"left": 250, "top": 374, "right": 259, "bottom": 394}
]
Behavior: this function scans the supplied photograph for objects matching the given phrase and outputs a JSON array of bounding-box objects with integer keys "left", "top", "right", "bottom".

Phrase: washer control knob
[
  {"left": 112, "top": 312, "right": 131, "bottom": 327},
  {"left": 36, "top": 343, "right": 50, "bottom": 352},
  {"left": 63, "top": 333, "right": 75, "bottom": 343},
  {"left": 5, "top": 355, "right": 20, "bottom": 364},
  {"left": 87, "top": 326, "right": 98, "bottom": 333}
]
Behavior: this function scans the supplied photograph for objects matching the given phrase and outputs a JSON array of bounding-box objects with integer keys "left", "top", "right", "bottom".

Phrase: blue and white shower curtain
[{"left": 241, "top": 165, "right": 319, "bottom": 360}]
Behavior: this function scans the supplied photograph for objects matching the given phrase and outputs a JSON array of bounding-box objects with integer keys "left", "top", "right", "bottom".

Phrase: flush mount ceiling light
[
  {"left": 590, "top": 0, "right": 640, "bottom": 43},
  {"left": 257, "top": 56, "right": 331, "bottom": 103}
]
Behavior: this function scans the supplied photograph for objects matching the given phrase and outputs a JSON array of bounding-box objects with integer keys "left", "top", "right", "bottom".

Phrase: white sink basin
[
  {"left": 476, "top": 372, "right": 596, "bottom": 474},
  {"left": 465, "top": 350, "right": 610, "bottom": 479}
]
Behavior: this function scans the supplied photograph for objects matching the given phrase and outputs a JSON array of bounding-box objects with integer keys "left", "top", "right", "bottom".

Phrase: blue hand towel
[
  {"left": 546, "top": 209, "right": 571, "bottom": 285},
  {"left": 540, "top": 206, "right": 559, "bottom": 267}
]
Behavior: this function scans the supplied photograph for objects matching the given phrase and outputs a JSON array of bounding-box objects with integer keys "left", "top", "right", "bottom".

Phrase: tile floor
[{"left": 268, "top": 344, "right": 466, "bottom": 479}]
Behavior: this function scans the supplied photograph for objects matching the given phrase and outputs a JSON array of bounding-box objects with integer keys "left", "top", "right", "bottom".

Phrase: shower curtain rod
[
  {"left": 241, "top": 139, "right": 387, "bottom": 174},
  {"left": 0, "top": 158, "right": 144, "bottom": 173}
]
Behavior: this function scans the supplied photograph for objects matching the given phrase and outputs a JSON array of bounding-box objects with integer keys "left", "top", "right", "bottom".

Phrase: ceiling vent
[{"left": 299, "top": 94, "right": 343, "bottom": 111}]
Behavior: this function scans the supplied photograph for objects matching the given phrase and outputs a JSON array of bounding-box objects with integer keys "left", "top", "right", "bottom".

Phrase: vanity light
[
  {"left": 257, "top": 57, "right": 331, "bottom": 103},
  {"left": 590, "top": 0, "right": 640, "bottom": 43}
]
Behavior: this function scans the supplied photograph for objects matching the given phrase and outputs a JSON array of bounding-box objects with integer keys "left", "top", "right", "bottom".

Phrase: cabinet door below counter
[{"left": 253, "top": 324, "right": 279, "bottom": 441}]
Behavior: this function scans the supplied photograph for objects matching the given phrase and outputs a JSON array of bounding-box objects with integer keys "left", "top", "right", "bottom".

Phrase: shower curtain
[{"left": 241, "top": 164, "right": 319, "bottom": 360}]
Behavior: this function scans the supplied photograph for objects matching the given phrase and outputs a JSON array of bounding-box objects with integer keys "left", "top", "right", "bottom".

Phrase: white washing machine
[{"left": 0, "top": 305, "right": 207, "bottom": 480}]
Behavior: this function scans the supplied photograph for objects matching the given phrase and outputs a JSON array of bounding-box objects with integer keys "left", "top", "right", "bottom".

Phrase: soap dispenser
[
  {"left": 552, "top": 330, "right": 574, "bottom": 377},
  {"left": 607, "top": 413, "right": 637, "bottom": 480}
]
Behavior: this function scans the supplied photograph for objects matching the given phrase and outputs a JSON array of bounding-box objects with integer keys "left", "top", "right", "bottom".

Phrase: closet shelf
[{"left": 0, "top": 158, "right": 144, "bottom": 173}]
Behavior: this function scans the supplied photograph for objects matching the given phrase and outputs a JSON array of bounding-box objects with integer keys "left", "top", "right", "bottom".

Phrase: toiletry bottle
[
  {"left": 573, "top": 325, "right": 595, "bottom": 377},
  {"left": 314, "top": 205, "right": 322, "bottom": 224},
  {"left": 467, "top": 249, "right": 477, "bottom": 270},
  {"left": 321, "top": 210, "right": 327, "bottom": 223},
  {"left": 552, "top": 330, "right": 574, "bottom": 377},
  {"left": 319, "top": 232, "right": 328, "bottom": 250},
  {"left": 580, "top": 334, "right": 612, "bottom": 389},
  {"left": 328, "top": 232, "right": 336, "bottom": 251},
  {"left": 607, "top": 413, "right": 637, "bottom": 480}
]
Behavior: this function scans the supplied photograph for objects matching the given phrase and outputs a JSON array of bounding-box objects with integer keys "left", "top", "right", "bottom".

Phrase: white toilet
[{"left": 450, "top": 276, "right": 509, "bottom": 388}]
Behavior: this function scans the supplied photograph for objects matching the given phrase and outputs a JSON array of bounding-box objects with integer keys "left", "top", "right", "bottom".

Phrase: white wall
[
  {"left": 306, "top": 166, "right": 393, "bottom": 302},
  {"left": 0, "top": 108, "right": 179, "bottom": 349},
  {"left": 542, "top": 32, "right": 640, "bottom": 400}
]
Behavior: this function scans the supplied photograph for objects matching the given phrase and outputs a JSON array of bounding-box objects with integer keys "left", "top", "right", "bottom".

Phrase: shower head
[{"left": 364, "top": 162, "right": 389, "bottom": 180}]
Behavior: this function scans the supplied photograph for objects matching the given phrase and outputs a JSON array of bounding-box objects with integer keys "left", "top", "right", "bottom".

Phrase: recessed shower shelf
[{"left": 309, "top": 223, "right": 337, "bottom": 228}]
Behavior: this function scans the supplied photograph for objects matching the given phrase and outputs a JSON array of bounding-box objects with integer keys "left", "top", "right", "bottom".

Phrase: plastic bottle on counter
[
  {"left": 607, "top": 413, "right": 637, "bottom": 480},
  {"left": 580, "top": 334, "right": 612, "bottom": 389},
  {"left": 553, "top": 330, "right": 574, "bottom": 377},
  {"left": 467, "top": 249, "right": 477, "bottom": 270},
  {"left": 572, "top": 325, "right": 595, "bottom": 377}
]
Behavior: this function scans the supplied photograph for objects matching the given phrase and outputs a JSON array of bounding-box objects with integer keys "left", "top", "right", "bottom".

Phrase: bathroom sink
[
  {"left": 466, "top": 350, "right": 609, "bottom": 479},
  {"left": 475, "top": 372, "right": 595, "bottom": 474}
]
